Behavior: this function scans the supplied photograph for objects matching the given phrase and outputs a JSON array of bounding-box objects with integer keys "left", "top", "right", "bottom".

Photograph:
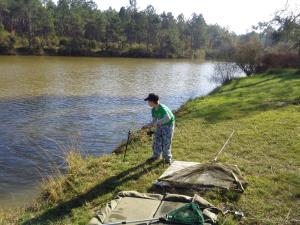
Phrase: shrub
[
  {"left": 31, "top": 36, "right": 45, "bottom": 55},
  {"left": 46, "top": 35, "right": 60, "bottom": 48},
  {"left": 87, "top": 40, "right": 98, "bottom": 49},
  {"left": 14, "top": 36, "right": 29, "bottom": 48},
  {"left": 124, "top": 44, "right": 150, "bottom": 57},
  {"left": 59, "top": 37, "right": 70, "bottom": 46},
  {"left": 192, "top": 49, "right": 206, "bottom": 59},
  {"left": 261, "top": 52, "right": 299, "bottom": 69},
  {"left": 0, "top": 31, "right": 15, "bottom": 53},
  {"left": 0, "top": 22, "right": 4, "bottom": 32}
]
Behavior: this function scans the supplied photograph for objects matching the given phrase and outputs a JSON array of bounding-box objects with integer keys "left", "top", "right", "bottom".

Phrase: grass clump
[{"left": 1, "top": 69, "right": 299, "bottom": 225}]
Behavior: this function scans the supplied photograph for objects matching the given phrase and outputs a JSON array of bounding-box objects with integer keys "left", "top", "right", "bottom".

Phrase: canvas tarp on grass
[
  {"left": 156, "top": 161, "right": 247, "bottom": 193},
  {"left": 88, "top": 191, "right": 220, "bottom": 225}
]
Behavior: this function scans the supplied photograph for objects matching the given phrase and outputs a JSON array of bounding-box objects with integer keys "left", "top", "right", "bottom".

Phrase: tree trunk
[
  {"left": 28, "top": 11, "right": 34, "bottom": 50},
  {"left": 298, "top": 45, "right": 300, "bottom": 68}
]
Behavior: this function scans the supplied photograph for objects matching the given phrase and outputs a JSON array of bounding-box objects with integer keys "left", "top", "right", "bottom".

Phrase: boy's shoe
[
  {"left": 163, "top": 159, "right": 173, "bottom": 165},
  {"left": 146, "top": 157, "right": 159, "bottom": 162}
]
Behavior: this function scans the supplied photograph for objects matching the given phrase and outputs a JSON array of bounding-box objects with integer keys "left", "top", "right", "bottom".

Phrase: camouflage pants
[{"left": 152, "top": 123, "right": 174, "bottom": 161}]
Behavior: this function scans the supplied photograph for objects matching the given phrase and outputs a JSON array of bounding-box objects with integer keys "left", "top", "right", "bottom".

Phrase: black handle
[{"left": 123, "top": 130, "right": 131, "bottom": 162}]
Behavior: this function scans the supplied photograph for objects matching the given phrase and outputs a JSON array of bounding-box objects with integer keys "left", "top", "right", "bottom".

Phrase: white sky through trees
[{"left": 94, "top": 0, "right": 299, "bottom": 34}]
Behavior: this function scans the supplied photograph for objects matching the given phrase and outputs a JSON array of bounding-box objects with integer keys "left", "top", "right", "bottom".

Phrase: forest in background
[{"left": 0, "top": 0, "right": 299, "bottom": 72}]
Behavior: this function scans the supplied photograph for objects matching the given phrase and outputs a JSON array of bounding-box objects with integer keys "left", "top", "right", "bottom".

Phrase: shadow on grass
[
  {"left": 216, "top": 77, "right": 274, "bottom": 95},
  {"left": 177, "top": 73, "right": 300, "bottom": 124},
  {"left": 215, "top": 71, "right": 299, "bottom": 97},
  {"left": 177, "top": 100, "right": 281, "bottom": 124},
  {"left": 266, "top": 68, "right": 300, "bottom": 75},
  {"left": 21, "top": 160, "right": 162, "bottom": 225}
]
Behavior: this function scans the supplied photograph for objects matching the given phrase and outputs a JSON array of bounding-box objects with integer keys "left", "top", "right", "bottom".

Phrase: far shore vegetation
[{"left": 0, "top": 0, "right": 299, "bottom": 75}]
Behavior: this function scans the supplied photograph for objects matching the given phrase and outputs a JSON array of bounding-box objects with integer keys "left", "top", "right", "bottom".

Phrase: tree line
[
  {"left": 0, "top": 0, "right": 299, "bottom": 74},
  {"left": 0, "top": 0, "right": 237, "bottom": 58},
  {"left": 235, "top": 5, "right": 300, "bottom": 75}
]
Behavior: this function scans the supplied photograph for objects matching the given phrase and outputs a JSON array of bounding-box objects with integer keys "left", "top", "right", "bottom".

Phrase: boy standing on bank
[{"left": 144, "top": 93, "right": 175, "bottom": 164}]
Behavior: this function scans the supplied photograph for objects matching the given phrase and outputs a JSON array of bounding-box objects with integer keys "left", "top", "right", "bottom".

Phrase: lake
[{"left": 0, "top": 56, "right": 237, "bottom": 207}]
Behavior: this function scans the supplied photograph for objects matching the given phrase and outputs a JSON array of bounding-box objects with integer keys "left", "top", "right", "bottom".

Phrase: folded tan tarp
[
  {"left": 156, "top": 161, "right": 248, "bottom": 193},
  {"left": 88, "top": 191, "right": 220, "bottom": 225}
]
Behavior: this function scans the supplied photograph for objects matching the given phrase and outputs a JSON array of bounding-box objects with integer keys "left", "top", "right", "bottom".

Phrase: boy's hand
[
  {"left": 152, "top": 123, "right": 158, "bottom": 128},
  {"left": 146, "top": 130, "right": 155, "bottom": 136},
  {"left": 145, "top": 124, "right": 153, "bottom": 129}
]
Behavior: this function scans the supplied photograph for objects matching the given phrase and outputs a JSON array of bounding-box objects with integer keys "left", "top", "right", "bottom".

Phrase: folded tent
[{"left": 156, "top": 161, "right": 247, "bottom": 193}]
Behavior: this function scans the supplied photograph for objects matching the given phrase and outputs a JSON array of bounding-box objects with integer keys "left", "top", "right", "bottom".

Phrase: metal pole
[
  {"left": 147, "top": 194, "right": 165, "bottom": 225},
  {"left": 123, "top": 130, "right": 131, "bottom": 162},
  {"left": 102, "top": 218, "right": 160, "bottom": 225},
  {"left": 213, "top": 130, "right": 235, "bottom": 162}
]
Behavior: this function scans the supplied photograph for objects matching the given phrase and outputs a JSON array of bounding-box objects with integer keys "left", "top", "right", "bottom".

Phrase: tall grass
[{"left": 38, "top": 150, "right": 86, "bottom": 204}]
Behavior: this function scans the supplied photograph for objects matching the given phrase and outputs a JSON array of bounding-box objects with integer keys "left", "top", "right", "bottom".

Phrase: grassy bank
[{"left": 1, "top": 69, "right": 300, "bottom": 225}]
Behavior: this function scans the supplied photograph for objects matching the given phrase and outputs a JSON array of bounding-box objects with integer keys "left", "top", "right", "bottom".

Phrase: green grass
[{"left": 1, "top": 69, "right": 300, "bottom": 225}]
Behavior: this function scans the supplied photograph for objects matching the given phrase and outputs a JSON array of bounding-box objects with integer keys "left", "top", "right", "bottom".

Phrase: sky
[{"left": 94, "top": 0, "right": 299, "bottom": 34}]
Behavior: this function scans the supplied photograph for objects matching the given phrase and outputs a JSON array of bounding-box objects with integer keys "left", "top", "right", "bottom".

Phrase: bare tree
[
  {"left": 234, "top": 36, "right": 264, "bottom": 76},
  {"left": 211, "top": 62, "right": 241, "bottom": 84}
]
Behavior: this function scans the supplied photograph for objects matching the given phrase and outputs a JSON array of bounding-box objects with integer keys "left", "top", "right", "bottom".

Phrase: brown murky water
[{"left": 0, "top": 56, "right": 227, "bottom": 207}]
